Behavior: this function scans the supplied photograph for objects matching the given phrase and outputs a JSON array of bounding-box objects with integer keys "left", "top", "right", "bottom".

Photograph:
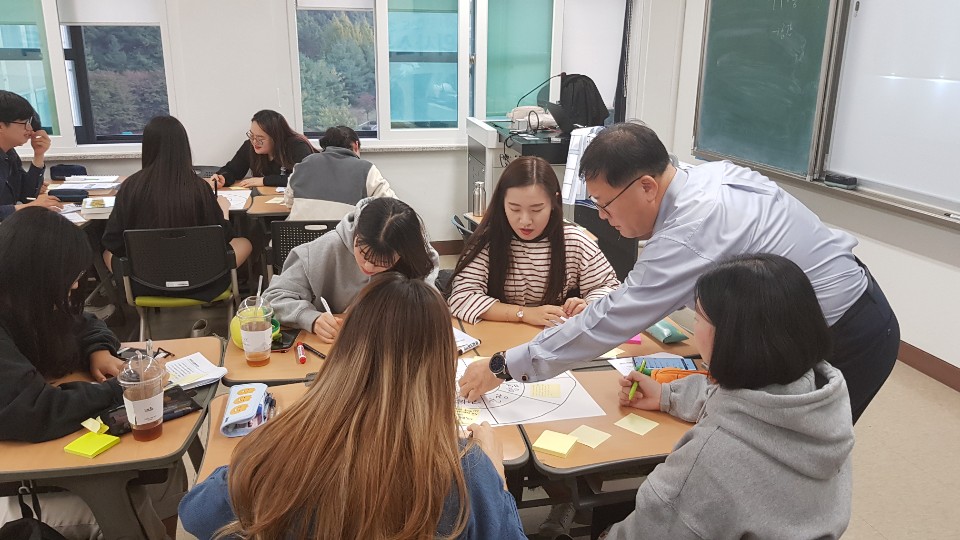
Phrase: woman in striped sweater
[{"left": 448, "top": 156, "right": 620, "bottom": 326}]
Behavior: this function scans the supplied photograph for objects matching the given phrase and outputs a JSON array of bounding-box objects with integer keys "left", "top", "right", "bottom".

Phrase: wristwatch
[
  {"left": 489, "top": 351, "right": 513, "bottom": 381},
  {"left": 516, "top": 307, "right": 524, "bottom": 322}
]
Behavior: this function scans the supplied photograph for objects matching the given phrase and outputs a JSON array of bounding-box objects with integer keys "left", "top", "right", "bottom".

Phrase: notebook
[{"left": 453, "top": 327, "right": 481, "bottom": 355}]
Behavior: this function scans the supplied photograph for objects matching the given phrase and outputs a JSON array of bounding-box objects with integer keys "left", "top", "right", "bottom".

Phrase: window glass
[
  {"left": 0, "top": 0, "right": 59, "bottom": 135},
  {"left": 485, "top": 0, "right": 553, "bottom": 118},
  {"left": 67, "top": 25, "right": 169, "bottom": 140},
  {"left": 297, "top": 9, "right": 377, "bottom": 137},
  {"left": 388, "top": 0, "right": 458, "bottom": 129}
]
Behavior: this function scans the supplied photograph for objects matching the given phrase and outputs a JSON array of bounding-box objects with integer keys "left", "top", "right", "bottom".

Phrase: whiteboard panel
[{"left": 827, "top": 0, "right": 960, "bottom": 208}]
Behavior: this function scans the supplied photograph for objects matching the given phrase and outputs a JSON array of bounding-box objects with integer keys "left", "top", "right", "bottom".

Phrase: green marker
[{"left": 628, "top": 359, "right": 647, "bottom": 400}]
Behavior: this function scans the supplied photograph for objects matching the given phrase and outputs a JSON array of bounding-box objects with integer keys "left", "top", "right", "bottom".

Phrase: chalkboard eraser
[{"left": 824, "top": 173, "right": 858, "bottom": 190}]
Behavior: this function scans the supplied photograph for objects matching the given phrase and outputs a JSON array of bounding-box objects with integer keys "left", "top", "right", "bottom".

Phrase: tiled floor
[{"left": 177, "top": 361, "right": 960, "bottom": 539}]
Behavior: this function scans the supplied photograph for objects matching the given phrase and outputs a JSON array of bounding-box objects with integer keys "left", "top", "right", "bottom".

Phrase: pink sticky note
[{"left": 626, "top": 332, "right": 643, "bottom": 345}]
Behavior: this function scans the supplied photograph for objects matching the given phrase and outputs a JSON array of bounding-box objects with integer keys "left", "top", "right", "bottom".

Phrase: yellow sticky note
[
  {"left": 615, "top": 413, "right": 659, "bottom": 436},
  {"left": 172, "top": 373, "right": 203, "bottom": 387},
  {"left": 568, "top": 425, "right": 611, "bottom": 449},
  {"left": 455, "top": 407, "right": 481, "bottom": 426},
  {"left": 530, "top": 383, "right": 561, "bottom": 398},
  {"left": 80, "top": 417, "right": 108, "bottom": 434},
  {"left": 600, "top": 348, "right": 626, "bottom": 359},
  {"left": 533, "top": 430, "right": 578, "bottom": 458},
  {"left": 266, "top": 197, "right": 285, "bottom": 204},
  {"left": 228, "top": 186, "right": 247, "bottom": 190},
  {"left": 64, "top": 431, "right": 120, "bottom": 458}
]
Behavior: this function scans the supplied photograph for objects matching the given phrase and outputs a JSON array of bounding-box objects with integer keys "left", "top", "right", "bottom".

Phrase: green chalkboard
[{"left": 695, "top": 0, "right": 833, "bottom": 177}]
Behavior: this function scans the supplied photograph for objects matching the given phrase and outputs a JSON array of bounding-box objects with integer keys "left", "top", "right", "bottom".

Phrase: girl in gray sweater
[
  {"left": 263, "top": 197, "right": 439, "bottom": 342},
  {"left": 611, "top": 254, "right": 854, "bottom": 539}
]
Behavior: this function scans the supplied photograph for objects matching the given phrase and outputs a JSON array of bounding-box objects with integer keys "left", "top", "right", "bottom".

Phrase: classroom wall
[
  {"left": 560, "top": 0, "right": 626, "bottom": 107},
  {"left": 626, "top": 0, "right": 960, "bottom": 368}
]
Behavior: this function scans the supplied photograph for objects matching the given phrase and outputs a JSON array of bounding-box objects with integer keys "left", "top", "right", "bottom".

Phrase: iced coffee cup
[
  {"left": 238, "top": 296, "right": 274, "bottom": 367},
  {"left": 118, "top": 353, "right": 165, "bottom": 441}
]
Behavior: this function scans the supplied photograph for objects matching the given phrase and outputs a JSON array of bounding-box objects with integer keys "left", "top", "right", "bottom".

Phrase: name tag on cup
[{"left": 166, "top": 280, "right": 190, "bottom": 287}]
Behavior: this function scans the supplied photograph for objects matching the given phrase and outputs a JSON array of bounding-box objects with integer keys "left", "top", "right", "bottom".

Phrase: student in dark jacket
[
  {"left": 0, "top": 90, "right": 59, "bottom": 220},
  {"left": 209, "top": 109, "right": 316, "bottom": 188},
  {"left": 102, "top": 115, "right": 252, "bottom": 302},
  {"left": 0, "top": 208, "right": 124, "bottom": 443}
]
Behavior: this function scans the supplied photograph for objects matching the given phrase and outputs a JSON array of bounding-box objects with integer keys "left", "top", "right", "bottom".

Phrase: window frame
[{"left": 290, "top": 0, "right": 471, "bottom": 145}]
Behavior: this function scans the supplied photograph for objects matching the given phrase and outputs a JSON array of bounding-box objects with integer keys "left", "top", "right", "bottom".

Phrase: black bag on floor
[{"left": 0, "top": 484, "right": 68, "bottom": 540}]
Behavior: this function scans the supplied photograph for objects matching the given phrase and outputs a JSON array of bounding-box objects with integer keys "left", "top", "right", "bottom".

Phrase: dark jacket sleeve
[
  {"left": 217, "top": 141, "right": 253, "bottom": 187},
  {"left": 262, "top": 138, "right": 314, "bottom": 187},
  {"left": 0, "top": 162, "right": 44, "bottom": 220},
  {"left": 77, "top": 313, "right": 121, "bottom": 359},
  {"left": 179, "top": 465, "right": 237, "bottom": 540},
  {"left": 0, "top": 329, "right": 122, "bottom": 442}
]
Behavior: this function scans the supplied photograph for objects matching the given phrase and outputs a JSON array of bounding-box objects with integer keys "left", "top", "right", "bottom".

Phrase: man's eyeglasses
[
  {"left": 589, "top": 177, "right": 640, "bottom": 216},
  {"left": 246, "top": 131, "right": 267, "bottom": 145},
  {"left": 7, "top": 116, "right": 36, "bottom": 129}
]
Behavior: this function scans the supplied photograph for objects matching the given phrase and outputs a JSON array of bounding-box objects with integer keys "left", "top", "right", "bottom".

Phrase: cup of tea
[
  {"left": 118, "top": 353, "right": 165, "bottom": 441},
  {"left": 238, "top": 296, "right": 274, "bottom": 367}
]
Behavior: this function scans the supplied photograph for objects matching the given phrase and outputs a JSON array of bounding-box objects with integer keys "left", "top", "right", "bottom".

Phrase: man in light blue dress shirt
[{"left": 459, "top": 123, "right": 899, "bottom": 423}]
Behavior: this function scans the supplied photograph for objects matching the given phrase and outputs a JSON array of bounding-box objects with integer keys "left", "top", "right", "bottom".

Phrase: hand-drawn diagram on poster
[{"left": 455, "top": 359, "right": 605, "bottom": 426}]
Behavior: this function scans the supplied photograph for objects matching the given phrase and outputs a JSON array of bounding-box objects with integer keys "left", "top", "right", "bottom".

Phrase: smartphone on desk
[{"left": 272, "top": 329, "right": 300, "bottom": 352}]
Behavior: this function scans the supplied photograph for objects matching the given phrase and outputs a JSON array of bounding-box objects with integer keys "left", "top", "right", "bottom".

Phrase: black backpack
[{"left": 0, "top": 484, "right": 68, "bottom": 540}]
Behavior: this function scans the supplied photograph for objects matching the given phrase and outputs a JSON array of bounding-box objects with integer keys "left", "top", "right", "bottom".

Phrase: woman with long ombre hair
[{"left": 179, "top": 272, "right": 525, "bottom": 540}]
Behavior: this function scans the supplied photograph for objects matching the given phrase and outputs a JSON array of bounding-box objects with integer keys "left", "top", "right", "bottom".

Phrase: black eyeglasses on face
[
  {"left": 589, "top": 176, "right": 641, "bottom": 215},
  {"left": 8, "top": 116, "right": 35, "bottom": 129}
]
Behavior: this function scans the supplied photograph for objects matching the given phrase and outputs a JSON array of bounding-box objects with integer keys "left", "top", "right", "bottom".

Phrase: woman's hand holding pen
[
  {"left": 562, "top": 297, "right": 587, "bottom": 317},
  {"left": 524, "top": 305, "right": 568, "bottom": 327},
  {"left": 618, "top": 371, "right": 662, "bottom": 410},
  {"left": 207, "top": 174, "right": 226, "bottom": 189},
  {"left": 88, "top": 350, "right": 124, "bottom": 382},
  {"left": 313, "top": 312, "right": 343, "bottom": 343}
]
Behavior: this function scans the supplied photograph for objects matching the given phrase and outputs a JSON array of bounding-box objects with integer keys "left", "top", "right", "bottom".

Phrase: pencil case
[
  {"left": 47, "top": 189, "right": 89, "bottom": 203},
  {"left": 220, "top": 383, "right": 273, "bottom": 438},
  {"left": 645, "top": 319, "right": 689, "bottom": 344},
  {"left": 643, "top": 367, "right": 710, "bottom": 383}
]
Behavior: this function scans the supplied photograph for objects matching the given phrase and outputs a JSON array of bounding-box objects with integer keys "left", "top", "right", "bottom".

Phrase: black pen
[{"left": 300, "top": 342, "right": 326, "bottom": 359}]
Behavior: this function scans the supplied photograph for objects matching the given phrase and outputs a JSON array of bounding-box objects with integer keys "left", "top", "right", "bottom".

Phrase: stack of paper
[
  {"left": 164, "top": 352, "right": 226, "bottom": 390},
  {"left": 64, "top": 175, "right": 120, "bottom": 183}
]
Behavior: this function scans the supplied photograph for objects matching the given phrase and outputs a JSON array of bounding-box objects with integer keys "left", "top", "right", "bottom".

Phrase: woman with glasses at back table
[{"left": 208, "top": 109, "right": 316, "bottom": 189}]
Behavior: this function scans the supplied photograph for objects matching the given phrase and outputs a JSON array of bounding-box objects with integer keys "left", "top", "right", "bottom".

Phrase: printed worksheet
[{"left": 455, "top": 359, "right": 604, "bottom": 426}]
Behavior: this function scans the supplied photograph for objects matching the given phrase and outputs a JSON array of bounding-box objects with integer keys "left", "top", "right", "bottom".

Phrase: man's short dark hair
[
  {"left": 0, "top": 90, "right": 35, "bottom": 124},
  {"left": 696, "top": 253, "right": 832, "bottom": 390},
  {"left": 579, "top": 122, "right": 671, "bottom": 188}
]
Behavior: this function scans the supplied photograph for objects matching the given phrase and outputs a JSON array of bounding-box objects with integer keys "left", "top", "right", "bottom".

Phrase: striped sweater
[{"left": 449, "top": 226, "right": 621, "bottom": 324}]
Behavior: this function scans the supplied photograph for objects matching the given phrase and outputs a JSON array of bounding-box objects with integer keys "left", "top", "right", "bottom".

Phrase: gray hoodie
[
  {"left": 262, "top": 197, "right": 440, "bottom": 331},
  {"left": 607, "top": 361, "right": 854, "bottom": 540}
]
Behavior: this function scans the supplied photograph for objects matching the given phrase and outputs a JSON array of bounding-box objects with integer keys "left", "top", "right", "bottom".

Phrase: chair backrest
[
  {"left": 121, "top": 226, "right": 233, "bottom": 293},
  {"left": 452, "top": 215, "right": 473, "bottom": 241},
  {"left": 270, "top": 220, "right": 339, "bottom": 274}
]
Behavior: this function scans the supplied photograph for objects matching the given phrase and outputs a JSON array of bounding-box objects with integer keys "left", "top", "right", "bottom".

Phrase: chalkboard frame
[{"left": 692, "top": 0, "right": 841, "bottom": 181}]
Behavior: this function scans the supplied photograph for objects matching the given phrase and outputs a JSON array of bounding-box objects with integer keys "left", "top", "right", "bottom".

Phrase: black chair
[
  {"left": 264, "top": 220, "right": 339, "bottom": 281},
  {"left": 113, "top": 225, "right": 239, "bottom": 340},
  {"left": 452, "top": 215, "right": 473, "bottom": 240}
]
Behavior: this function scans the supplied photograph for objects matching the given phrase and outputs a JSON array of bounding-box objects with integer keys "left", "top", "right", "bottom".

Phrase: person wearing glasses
[
  {"left": 0, "top": 90, "right": 59, "bottom": 220},
  {"left": 458, "top": 122, "right": 899, "bottom": 426},
  {"left": 208, "top": 109, "right": 316, "bottom": 189},
  {"left": 283, "top": 125, "right": 395, "bottom": 218}
]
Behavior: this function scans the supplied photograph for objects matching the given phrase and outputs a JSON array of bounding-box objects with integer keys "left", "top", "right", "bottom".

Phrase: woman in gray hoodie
[
  {"left": 610, "top": 253, "right": 854, "bottom": 539},
  {"left": 263, "top": 196, "right": 440, "bottom": 342}
]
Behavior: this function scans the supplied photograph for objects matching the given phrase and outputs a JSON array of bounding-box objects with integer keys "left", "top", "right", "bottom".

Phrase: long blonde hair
[{"left": 219, "top": 272, "right": 469, "bottom": 539}]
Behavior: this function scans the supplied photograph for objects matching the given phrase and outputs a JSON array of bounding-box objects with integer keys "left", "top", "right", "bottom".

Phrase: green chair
[{"left": 113, "top": 225, "right": 239, "bottom": 340}]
